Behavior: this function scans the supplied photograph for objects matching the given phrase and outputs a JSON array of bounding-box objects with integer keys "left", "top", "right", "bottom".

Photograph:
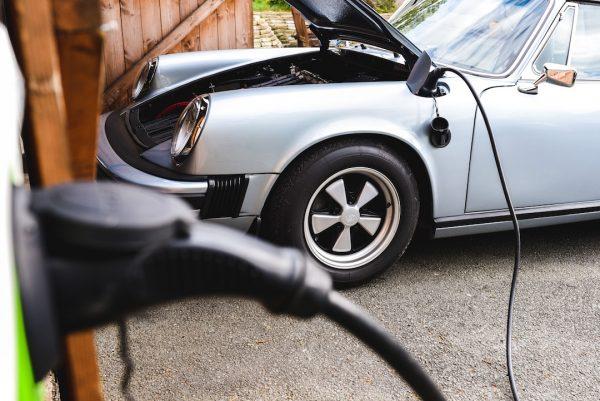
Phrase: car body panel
[
  {"left": 98, "top": 114, "right": 276, "bottom": 230},
  {"left": 131, "top": 76, "right": 477, "bottom": 218},
  {"left": 138, "top": 48, "right": 319, "bottom": 103},
  {"left": 466, "top": 0, "right": 600, "bottom": 212},
  {"left": 467, "top": 81, "right": 600, "bottom": 212}
]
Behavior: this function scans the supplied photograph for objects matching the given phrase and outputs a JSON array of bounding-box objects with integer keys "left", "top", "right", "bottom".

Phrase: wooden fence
[{"left": 101, "top": 0, "right": 253, "bottom": 109}]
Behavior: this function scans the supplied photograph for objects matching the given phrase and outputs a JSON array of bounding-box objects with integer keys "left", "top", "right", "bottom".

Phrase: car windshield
[{"left": 389, "top": 0, "right": 549, "bottom": 74}]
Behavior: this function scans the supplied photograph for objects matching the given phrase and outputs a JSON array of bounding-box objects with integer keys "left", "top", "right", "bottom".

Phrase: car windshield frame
[{"left": 388, "top": 0, "right": 554, "bottom": 77}]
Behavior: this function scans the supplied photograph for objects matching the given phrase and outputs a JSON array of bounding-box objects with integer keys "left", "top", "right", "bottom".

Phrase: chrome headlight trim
[
  {"left": 170, "top": 95, "right": 210, "bottom": 166},
  {"left": 132, "top": 57, "right": 158, "bottom": 100}
]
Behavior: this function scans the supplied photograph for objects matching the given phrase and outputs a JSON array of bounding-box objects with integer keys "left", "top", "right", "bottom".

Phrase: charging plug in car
[
  {"left": 13, "top": 182, "right": 446, "bottom": 401},
  {"left": 407, "top": 52, "right": 523, "bottom": 401},
  {"left": 407, "top": 52, "right": 451, "bottom": 147}
]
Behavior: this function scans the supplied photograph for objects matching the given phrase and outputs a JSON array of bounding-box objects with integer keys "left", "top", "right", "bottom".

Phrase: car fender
[
  {"left": 177, "top": 79, "right": 476, "bottom": 218},
  {"left": 137, "top": 48, "right": 320, "bottom": 103}
]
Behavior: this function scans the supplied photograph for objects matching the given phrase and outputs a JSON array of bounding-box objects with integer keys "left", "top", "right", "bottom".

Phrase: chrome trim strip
[
  {"left": 97, "top": 113, "right": 209, "bottom": 195},
  {"left": 530, "top": 4, "right": 576, "bottom": 76},
  {"left": 567, "top": 3, "right": 579, "bottom": 66}
]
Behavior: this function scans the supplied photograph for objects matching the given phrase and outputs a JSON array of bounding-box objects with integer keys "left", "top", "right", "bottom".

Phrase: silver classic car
[{"left": 98, "top": 0, "right": 600, "bottom": 285}]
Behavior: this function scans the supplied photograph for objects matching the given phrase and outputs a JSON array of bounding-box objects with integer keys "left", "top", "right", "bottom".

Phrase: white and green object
[{"left": 0, "top": 23, "right": 43, "bottom": 401}]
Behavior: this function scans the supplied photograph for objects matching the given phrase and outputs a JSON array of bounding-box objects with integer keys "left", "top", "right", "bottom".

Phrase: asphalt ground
[{"left": 96, "top": 220, "right": 600, "bottom": 400}]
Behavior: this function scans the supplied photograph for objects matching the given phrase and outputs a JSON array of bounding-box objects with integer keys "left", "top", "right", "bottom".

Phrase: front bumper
[
  {"left": 97, "top": 114, "right": 210, "bottom": 204},
  {"left": 97, "top": 112, "right": 277, "bottom": 231}
]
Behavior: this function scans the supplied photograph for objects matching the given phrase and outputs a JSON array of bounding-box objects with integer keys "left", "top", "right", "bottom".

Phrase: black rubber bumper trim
[
  {"left": 201, "top": 176, "right": 249, "bottom": 219},
  {"left": 435, "top": 202, "right": 600, "bottom": 229}
]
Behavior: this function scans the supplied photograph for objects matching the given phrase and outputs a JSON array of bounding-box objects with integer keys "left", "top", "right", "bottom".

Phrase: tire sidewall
[{"left": 263, "top": 141, "right": 419, "bottom": 286}]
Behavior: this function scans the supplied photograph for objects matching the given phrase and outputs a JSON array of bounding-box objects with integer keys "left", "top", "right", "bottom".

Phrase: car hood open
[{"left": 287, "top": 0, "right": 421, "bottom": 65}]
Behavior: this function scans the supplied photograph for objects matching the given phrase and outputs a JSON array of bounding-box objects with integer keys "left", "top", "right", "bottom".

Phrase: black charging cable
[
  {"left": 323, "top": 291, "right": 445, "bottom": 401},
  {"left": 118, "top": 320, "right": 135, "bottom": 401},
  {"left": 436, "top": 67, "right": 523, "bottom": 401},
  {"left": 139, "top": 223, "right": 448, "bottom": 401},
  {"left": 21, "top": 182, "right": 447, "bottom": 401}
]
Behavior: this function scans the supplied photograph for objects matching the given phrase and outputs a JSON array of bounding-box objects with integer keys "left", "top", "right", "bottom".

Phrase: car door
[{"left": 466, "top": 2, "right": 600, "bottom": 212}]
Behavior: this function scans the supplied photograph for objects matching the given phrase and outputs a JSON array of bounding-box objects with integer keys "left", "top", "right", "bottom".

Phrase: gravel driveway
[{"left": 96, "top": 221, "right": 600, "bottom": 401}]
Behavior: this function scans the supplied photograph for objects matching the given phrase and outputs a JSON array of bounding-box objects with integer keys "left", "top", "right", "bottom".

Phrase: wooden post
[
  {"left": 234, "top": 0, "right": 253, "bottom": 49},
  {"left": 9, "top": 0, "right": 105, "bottom": 400},
  {"left": 51, "top": 1, "right": 106, "bottom": 401},
  {"left": 52, "top": 0, "right": 105, "bottom": 180},
  {"left": 291, "top": 7, "right": 309, "bottom": 47},
  {"left": 8, "top": 0, "right": 72, "bottom": 187}
]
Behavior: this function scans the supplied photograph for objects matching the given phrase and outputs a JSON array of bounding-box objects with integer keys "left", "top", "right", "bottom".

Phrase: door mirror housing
[
  {"left": 544, "top": 63, "right": 577, "bottom": 87},
  {"left": 519, "top": 63, "right": 577, "bottom": 94}
]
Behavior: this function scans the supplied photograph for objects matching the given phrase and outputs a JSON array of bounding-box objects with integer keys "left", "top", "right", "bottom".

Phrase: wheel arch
[{"left": 260, "top": 133, "right": 435, "bottom": 238}]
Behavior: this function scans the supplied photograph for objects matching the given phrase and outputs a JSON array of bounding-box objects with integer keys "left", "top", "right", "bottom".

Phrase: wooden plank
[
  {"left": 55, "top": 333, "right": 103, "bottom": 401},
  {"left": 217, "top": 0, "right": 235, "bottom": 49},
  {"left": 292, "top": 7, "right": 310, "bottom": 47},
  {"left": 180, "top": 0, "right": 200, "bottom": 51},
  {"left": 9, "top": 0, "right": 103, "bottom": 400},
  {"left": 160, "top": 0, "right": 182, "bottom": 52},
  {"left": 199, "top": 10, "right": 219, "bottom": 50},
  {"left": 53, "top": 0, "right": 105, "bottom": 180},
  {"left": 234, "top": 0, "right": 253, "bottom": 49},
  {"left": 51, "top": 2, "right": 105, "bottom": 398},
  {"left": 100, "top": 0, "right": 125, "bottom": 85},
  {"left": 120, "top": 0, "right": 144, "bottom": 69},
  {"left": 140, "top": 0, "right": 163, "bottom": 54},
  {"left": 104, "top": 0, "right": 226, "bottom": 110},
  {"left": 8, "top": 0, "right": 73, "bottom": 186}
]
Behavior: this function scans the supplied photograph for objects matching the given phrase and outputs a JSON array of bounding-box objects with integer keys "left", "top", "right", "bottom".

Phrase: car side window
[
  {"left": 533, "top": 7, "right": 575, "bottom": 72},
  {"left": 569, "top": 4, "right": 600, "bottom": 79}
]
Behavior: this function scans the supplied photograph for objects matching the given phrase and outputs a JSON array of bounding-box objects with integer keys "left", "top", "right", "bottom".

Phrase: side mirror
[
  {"left": 545, "top": 63, "right": 577, "bottom": 86},
  {"left": 519, "top": 63, "right": 577, "bottom": 95}
]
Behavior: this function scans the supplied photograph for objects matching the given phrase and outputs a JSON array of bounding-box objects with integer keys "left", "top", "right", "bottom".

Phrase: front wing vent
[{"left": 201, "top": 176, "right": 249, "bottom": 219}]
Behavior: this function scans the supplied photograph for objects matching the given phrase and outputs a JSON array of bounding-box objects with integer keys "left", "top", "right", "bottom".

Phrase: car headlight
[
  {"left": 170, "top": 95, "right": 210, "bottom": 165},
  {"left": 132, "top": 57, "right": 158, "bottom": 100}
]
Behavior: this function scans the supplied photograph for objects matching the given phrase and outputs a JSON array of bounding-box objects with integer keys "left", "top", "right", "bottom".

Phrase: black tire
[{"left": 261, "top": 139, "right": 420, "bottom": 286}]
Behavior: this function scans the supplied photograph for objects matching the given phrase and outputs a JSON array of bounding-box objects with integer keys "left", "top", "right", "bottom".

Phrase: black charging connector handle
[
  {"left": 141, "top": 222, "right": 333, "bottom": 318},
  {"left": 34, "top": 183, "right": 331, "bottom": 331},
  {"left": 20, "top": 182, "right": 447, "bottom": 401}
]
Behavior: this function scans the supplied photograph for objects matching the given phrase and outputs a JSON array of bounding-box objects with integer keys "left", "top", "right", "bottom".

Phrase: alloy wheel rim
[{"left": 303, "top": 167, "right": 401, "bottom": 270}]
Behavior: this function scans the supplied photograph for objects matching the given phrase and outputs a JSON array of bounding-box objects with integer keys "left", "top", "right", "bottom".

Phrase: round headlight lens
[
  {"left": 171, "top": 95, "right": 210, "bottom": 165},
  {"left": 132, "top": 57, "right": 158, "bottom": 100}
]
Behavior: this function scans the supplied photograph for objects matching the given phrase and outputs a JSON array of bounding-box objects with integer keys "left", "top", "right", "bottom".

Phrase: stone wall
[
  {"left": 254, "top": 12, "right": 296, "bottom": 48},
  {"left": 253, "top": 11, "right": 394, "bottom": 49}
]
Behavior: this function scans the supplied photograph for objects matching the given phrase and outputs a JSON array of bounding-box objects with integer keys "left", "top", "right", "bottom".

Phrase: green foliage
[
  {"left": 364, "top": 0, "right": 398, "bottom": 13},
  {"left": 254, "top": 0, "right": 396, "bottom": 13},
  {"left": 371, "top": 0, "right": 398, "bottom": 13},
  {"left": 393, "top": 0, "right": 444, "bottom": 32},
  {"left": 268, "top": 0, "right": 291, "bottom": 8},
  {"left": 253, "top": 0, "right": 290, "bottom": 11}
]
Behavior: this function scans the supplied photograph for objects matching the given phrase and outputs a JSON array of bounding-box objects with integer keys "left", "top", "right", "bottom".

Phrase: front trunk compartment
[{"left": 130, "top": 49, "right": 409, "bottom": 148}]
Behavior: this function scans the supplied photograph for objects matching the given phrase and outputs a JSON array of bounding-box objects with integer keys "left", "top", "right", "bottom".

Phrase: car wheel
[{"left": 262, "top": 139, "right": 419, "bottom": 286}]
